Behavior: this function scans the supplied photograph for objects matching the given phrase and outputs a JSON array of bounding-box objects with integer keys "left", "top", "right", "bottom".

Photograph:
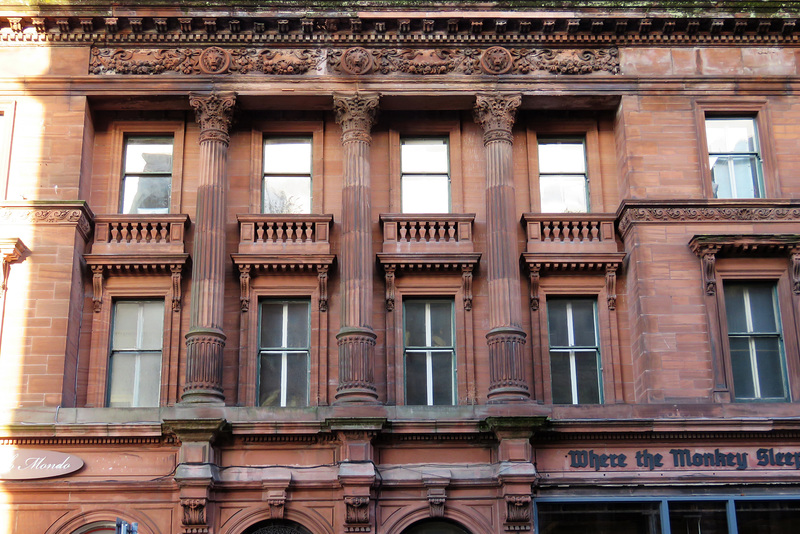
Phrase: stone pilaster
[
  {"left": 333, "top": 93, "right": 380, "bottom": 404},
  {"left": 182, "top": 92, "right": 236, "bottom": 404},
  {"left": 474, "top": 93, "right": 530, "bottom": 403}
]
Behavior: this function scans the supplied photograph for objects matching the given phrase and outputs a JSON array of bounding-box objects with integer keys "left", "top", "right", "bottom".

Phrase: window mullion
[
  {"left": 425, "top": 303, "right": 434, "bottom": 406},
  {"left": 280, "top": 303, "right": 289, "bottom": 407}
]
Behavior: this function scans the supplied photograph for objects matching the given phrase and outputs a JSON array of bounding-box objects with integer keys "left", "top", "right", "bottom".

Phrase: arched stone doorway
[
  {"left": 73, "top": 523, "right": 116, "bottom": 534},
  {"left": 243, "top": 519, "right": 314, "bottom": 534},
  {"left": 401, "top": 519, "right": 472, "bottom": 534}
]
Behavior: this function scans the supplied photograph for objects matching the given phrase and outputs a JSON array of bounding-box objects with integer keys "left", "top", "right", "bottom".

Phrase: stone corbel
[
  {"left": 462, "top": 264, "right": 474, "bottom": 311},
  {"left": 605, "top": 264, "right": 618, "bottom": 310},
  {"left": 689, "top": 242, "right": 720, "bottom": 296},
  {"left": 238, "top": 264, "right": 251, "bottom": 312},
  {"left": 344, "top": 495, "right": 371, "bottom": 532},
  {"left": 423, "top": 472, "right": 450, "bottom": 518},
  {"left": 528, "top": 264, "right": 540, "bottom": 311},
  {"left": 267, "top": 489, "right": 287, "bottom": 519},
  {"left": 318, "top": 264, "right": 330, "bottom": 312},
  {"left": 171, "top": 264, "right": 183, "bottom": 312},
  {"left": 384, "top": 265, "right": 396, "bottom": 312},
  {"left": 791, "top": 248, "right": 800, "bottom": 295},
  {"left": 0, "top": 238, "right": 27, "bottom": 293},
  {"left": 181, "top": 498, "right": 208, "bottom": 534},
  {"left": 504, "top": 494, "right": 532, "bottom": 530},
  {"left": 90, "top": 265, "right": 105, "bottom": 312}
]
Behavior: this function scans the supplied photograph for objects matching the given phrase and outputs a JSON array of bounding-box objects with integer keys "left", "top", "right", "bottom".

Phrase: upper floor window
[
  {"left": 538, "top": 139, "right": 588, "bottom": 213},
  {"left": 121, "top": 136, "right": 173, "bottom": 214},
  {"left": 404, "top": 299, "right": 456, "bottom": 405},
  {"left": 723, "top": 281, "right": 787, "bottom": 401},
  {"left": 258, "top": 299, "right": 310, "bottom": 407},
  {"left": 108, "top": 300, "right": 164, "bottom": 407},
  {"left": 401, "top": 137, "right": 450, "bottom": 213},
  {"left": 547, "top": 298, "right": 602, "bottom": 404},
  {"left": 263, "top": 137, "right": 312, "bottom": 214},
  {"left": 705, "top": 117, "right": 763, "bottom": 199}
]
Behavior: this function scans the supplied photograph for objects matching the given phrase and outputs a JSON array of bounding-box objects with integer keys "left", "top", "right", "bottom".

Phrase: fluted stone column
[
  {"left": 474, "top": 93, "right": 530, "bottom": 403},
  {"left": 182, "top": 92, "right": 236, "bottom": 404},
  {"left": 333, "top": 93, "right": 380, "bottom": 404}
]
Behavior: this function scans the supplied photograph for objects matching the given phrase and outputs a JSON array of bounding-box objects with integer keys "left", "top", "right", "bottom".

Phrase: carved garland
[{"left": 89, "top": 46, "right": 619, "bottom": 76}]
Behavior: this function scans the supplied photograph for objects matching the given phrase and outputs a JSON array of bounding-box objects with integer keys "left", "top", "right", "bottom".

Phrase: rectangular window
[
  {"left": 401, "top": 137, "right": 450, "bottom": 213},
  {"left": 723, "top": 281, "right": 787, "bottom": 401},
  {"left": 547, "top": 298, "right": 602, "bottom": 404},
  {"left": 108, "top": 300, "right": 164, "bottom": 407},
  {"left": 538, "top": 138, "right": 588, "bottom": 213},
  {"left": 404, "top": 299, "right": 456, "bottom": 405},
  {"left": 705, "top": 117, "right": 763, "bottom": 198},
  {"left": 263, "top": 137, "right": 312, "bottom": 214},
  {"left": 121, "top": 136, "right": 174, "bottom": 214},
  {"left": 258, "top": 299, "right": 310, "bottom": 407}
]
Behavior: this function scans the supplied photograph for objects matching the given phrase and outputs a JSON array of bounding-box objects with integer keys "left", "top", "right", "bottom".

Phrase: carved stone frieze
[
  {"left": 90, "top": 46, "right": 618, "bottom": 76},
  {"left": 90, "top": 47, "right": 323, "bottom": 75},
  {"left": 618, "top": 205, "right": 800, "bottom": 236},
  {"left": 0, "top": 206, "right": 92, "bottom": 240}
]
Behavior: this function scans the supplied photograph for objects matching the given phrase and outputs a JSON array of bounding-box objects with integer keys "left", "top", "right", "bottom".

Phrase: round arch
[
  {"left": 382, "top": 504, "right": 492, "bottom": 534},
  {"left": 221, "top": 506, "right": 334, "bottom": 534},
  {"left": 46, "top": 509, "right": 161, "bottom": 534},
  {"left": 402, "top": 519, "right": 472, "bottom": 534},
  {"left": 243, "top": 519, "right": 313, "bottom": 534}
]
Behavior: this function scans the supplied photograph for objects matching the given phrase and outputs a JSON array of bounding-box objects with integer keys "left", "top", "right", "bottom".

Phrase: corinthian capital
[
  {"left": 334, "top": 93, "right": 380, "bottom": 144},
  {"left": 189, "top": 92, "right": 236, "bottom": 145},
  {"left": 474, "top": 93, "right": 522, "bottom": 145}
]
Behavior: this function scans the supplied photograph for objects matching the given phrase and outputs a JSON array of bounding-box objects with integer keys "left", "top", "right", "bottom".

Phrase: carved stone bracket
[
  {"left": 504, "top": 494, "right": 532, "bottom": 531},
  {"left": 462, "top": 265, "right": 474, "bottom": 311},
  {"left": 344, "top": 496, "right": 371, "bottom": 532},
  {"left": 171, "top": 264, "right": 183, "bottom": 312},
  {"left": 474, "top": 93, "right": 522, "bottom": 145},
  {"left": 384, "top": 265, "right": 396, "bottom": 312},
  {"left": 91, "top": 265, "right": 105, "bottom": 312},
  {"left": 189, "top": 92, "right": 236, "bottom": 145},
  {"left": 0, "top": 238, "right": 27, "bottom": 294},
  {"left": 181, "top": 498, "right": 207, "bottom": 533},
  {"left": 605, "top": 264, "right": 618, "bottom": 310},
  {"left": 528, "top": 264, "right": 540, "bottom": 311},
  {"left": 238, "top": 264, "right": 251, "bottom": 312},
  {"left": 427, "top": 487, "right": 447, "bottom": 517},
  {"left": 377, "top": 254, "right": 480, "bottom": 311},
  {"left": 333, "top": 93, "right": 380, "bottom": 145},
  {"left": 318, "top": 264, "right": 330, "bottom": 312},
  {"left": 792, "top": 248, "right": 800, "bottom": 295},
  {"left": 267, "top": 489, "right": 287, "bottom": 519}
]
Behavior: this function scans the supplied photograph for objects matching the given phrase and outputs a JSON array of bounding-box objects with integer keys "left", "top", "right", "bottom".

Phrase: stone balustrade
[
  {"left": 522, "top": 214, "right": 618, "bottom": 253},
  {"left": 91, "top": 214, "right": 189, "bottom": 254},
  {"left": 380, "top": 214, "right": 475, "bottom": 253},
  {"left": 237, "top": 214, "right": 333, "bottom": 254}
]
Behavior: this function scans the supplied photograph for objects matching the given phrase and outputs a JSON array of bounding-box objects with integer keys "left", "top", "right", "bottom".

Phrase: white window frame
[
  {"left": 262, "top": 136, "right": 313, "bottom": 214},
  {"left": 704, "top": 117, "right": 764, "bottom": 199},
  {"left": 403, "top": 299, "right": 456, "bottom": 406},
  {"left": 537, "top": 137, "right": 590, "bottom": 214},
  {"left": 400, "top": 136, "right": 451, "bottom": 214},
  {"left": 257, "top": 298, "right": 311, "bottom": 407}
]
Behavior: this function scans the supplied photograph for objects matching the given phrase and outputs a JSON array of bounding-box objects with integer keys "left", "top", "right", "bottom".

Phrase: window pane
[
  {"left": 259, "top": 352, "right": 283, "bottom": 406},
  {"left": 550, "top": 351, "right": 573, "bottom": 404},
  {"left": 746, "top": 283, "right": 778, "bottom": 333},
  {"left": 540, "top": 174, "right": 588, "bottom": 213},
  {"left": 263, "top": 175, "right": 312, "bottom": 214},
  {"left": 124, "top": 137, "right": 173, "bottom": 174},
  {"left": 260, "top": 301, "right": 286, "bottom": 348},
  {"left": 431, "top": 350, "right": 455, "bottom": 405},
  {"left": 122, "top": 176, "right": 171, "bottom": 214},
  {"left": 112, "top": 301, "right": 141, "bottom": 349},
  {"left": 754, "top": 337, "right": 785, "bottom": 399},
  {"left": 136, "top": 352, "right": 162, "bottom": 407},
  {"left": 537, "top": 502, "right": 662, "bottom": 534},
  {"left": 538, "top": 141, "right": 586, "bottom": 174},
  {"left": 108, "top": 352, "right": 136, "bottom": 407},
  {"left": 139, "top": 301, "right": 164, "bottom": 350},
  {"left": 730, "top": 337, "right": 756, "bottom": 399},
  {"left": 404, "top": 301, "right": 428, "bottom": 347},
  {"left": 402, "top": 174, "right": 450, "bottom": 213},
  {"left": 669, "top": 502, "right": 728, "bottom": 534},
  {"left": 547, "top": 300, "right": 570, "bottom": 347},
  {"left": 723, "top": 284, "right": 748, "bottom": 333},
  {"left": 285, "top": 352, "right": 309, "bottom": 407},
  {"left": 706, "top": 118, "right": 757, "bottom": 153},
  {"left": 570, "top": 300, "right": 597, "bottom": 347},
  {"left": 710, "top": 155, "right": 760, "bottom": 199},
  {"left": 401, "top": 138, "right": 448, "bottom": 174},
  {"left": 286, "top": 301, "right": 310, "bottom": 348},
  {"left": 736, "top": 500, "right": 800, "bottom": 534},
  {"left": 405, "top": 351, "right": 428, "bottom": 405},
  {"left": 264, "top": 138, "right": 312, "bottom": 174},
  {"left": 428, "top": 301, "right": 453, "bottom": 347},
  {"left": 575, "top": 350, "right": 601, "bottom": 404},
  {"left": 108, "top": 351, "right": 161, "bottom": 407}
]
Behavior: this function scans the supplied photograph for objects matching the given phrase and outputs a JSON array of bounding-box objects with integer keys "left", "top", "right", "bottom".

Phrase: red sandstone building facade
[{"left": 1, "top": 1, "right": 800, "bottom": 533}]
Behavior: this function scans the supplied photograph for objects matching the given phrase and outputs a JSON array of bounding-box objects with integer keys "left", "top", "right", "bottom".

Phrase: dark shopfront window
[{"left": 536, "top": 498, "right": 800, "bottom": 534}]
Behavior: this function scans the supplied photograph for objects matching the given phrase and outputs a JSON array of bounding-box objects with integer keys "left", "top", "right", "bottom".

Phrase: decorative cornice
[
  {"left": 3, "top": 15, "right": 799, "bottom": 46},
  {"left": 617, "top": 200, "right": 800, "bottom": 237},
  {"left": 0, "top": 202, "right": 93, "bottom": 241},
  {"left": 334, "top": 93, "right": 380, "bottom": 145},
  {"left": 189, "top": 92, "right": 236, "bottom": 145},
  {"left": 474, "top": 93, "right": 522, "bottom": 145},
  {"left": 377, "top": 252, "right": 480, "bottom": 273}
]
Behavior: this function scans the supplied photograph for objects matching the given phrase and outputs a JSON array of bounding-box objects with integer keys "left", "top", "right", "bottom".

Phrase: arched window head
[
  {"left": 244, "top": 520, "right": 314, "bottom": 534},
  {"left": 73, "top": 522, "right": 116, "bottom": 534},
  {"left": 402, "top": 519, "right": 472, "bottom": 534}
]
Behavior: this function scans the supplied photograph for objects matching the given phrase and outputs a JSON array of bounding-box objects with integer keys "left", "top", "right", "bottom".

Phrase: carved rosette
[
  {"left": 480, "top": 46, "right": 513, "bottom": 74},
  {"left": 474, "top": 93, "right": 522, "bottom": 145},
  {"left": 189, "top": 92, "right": 236, "bottom": 145},
  {"left": 334, "top": 94, "right": 380, "bottom": 144}
]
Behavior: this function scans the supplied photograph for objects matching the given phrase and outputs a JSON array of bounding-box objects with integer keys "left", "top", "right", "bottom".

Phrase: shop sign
[
  {"left": 564, "top": 447, "right": 800, "bottom": 472},
  {"left": 0, "top": 448, "right": 84, "bottom": 480}
]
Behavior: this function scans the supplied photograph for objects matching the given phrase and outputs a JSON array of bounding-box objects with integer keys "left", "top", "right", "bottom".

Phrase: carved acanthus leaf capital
[
  {"left": 189, "top": 92, "right": 236, "bottom": 145},
  {"left": 334, "top": 93, "right": 379, "bottom": 144},
  {"left": 474, "top": 93, "right": 522, "bottom": 145}
]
